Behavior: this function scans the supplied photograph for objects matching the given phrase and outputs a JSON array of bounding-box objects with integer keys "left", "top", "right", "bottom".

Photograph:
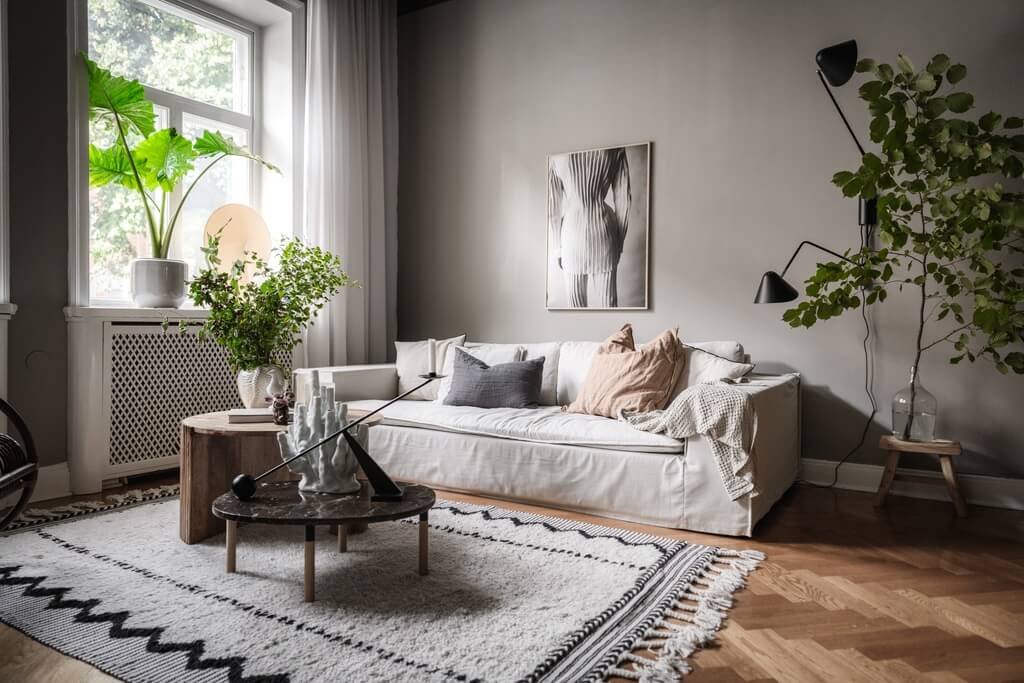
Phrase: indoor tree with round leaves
[{"left": 784, "top": 53, "right": 1024, "bottom": 440}]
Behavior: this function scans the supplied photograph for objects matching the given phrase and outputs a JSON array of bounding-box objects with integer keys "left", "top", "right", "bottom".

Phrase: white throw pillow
[
  {"left": 672, "top": 344, "right": 754, "bottom": 399},
  {"left": 555, "top": 341, "right": 601, "bottom": 405},
  {"left": 522, "top": 342, "right": 560, "bottom": 405},
  {"left": 436, "top": 343, "right": 525, "bottom": 403},
  {"left": 395, "top": 335, "right": 466, "bottom": 400}
]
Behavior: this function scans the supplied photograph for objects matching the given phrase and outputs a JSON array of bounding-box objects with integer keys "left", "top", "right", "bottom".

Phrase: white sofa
[{"left": 294, "top": 341, "right": 800, "bottom": 537}]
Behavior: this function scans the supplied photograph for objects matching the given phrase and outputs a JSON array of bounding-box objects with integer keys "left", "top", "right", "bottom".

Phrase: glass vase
[{"left": 891, "top": 365, "right": 937, "bottom": 442}]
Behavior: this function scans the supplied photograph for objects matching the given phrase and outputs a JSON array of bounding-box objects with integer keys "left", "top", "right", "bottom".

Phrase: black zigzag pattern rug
[{"left": 0, "top": 496, "right": 762, "bottom": 682}]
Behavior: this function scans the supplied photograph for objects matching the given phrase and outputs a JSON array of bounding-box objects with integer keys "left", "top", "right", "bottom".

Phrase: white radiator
[{"left": 67, "top": 314, "right": 293, "bottom": 493}]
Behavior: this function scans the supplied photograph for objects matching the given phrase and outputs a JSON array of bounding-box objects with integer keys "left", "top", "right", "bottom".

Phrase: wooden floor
[{"left": 3, "top": 474, "right": 1024, "bottom": 682}]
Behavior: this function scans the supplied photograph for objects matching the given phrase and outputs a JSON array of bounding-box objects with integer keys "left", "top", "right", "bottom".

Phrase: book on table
[{"left": 227, "top": 408, "right": 278, "bottom": 424}]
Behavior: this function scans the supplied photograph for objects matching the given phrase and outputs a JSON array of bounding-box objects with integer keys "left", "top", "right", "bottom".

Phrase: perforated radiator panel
[{"left": 106, "top": 324, "right": 291, "bottom": 469}]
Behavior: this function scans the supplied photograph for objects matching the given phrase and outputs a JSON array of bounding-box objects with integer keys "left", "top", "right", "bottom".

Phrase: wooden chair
[{"left": 0, "top": 398, "right": 38, "bottom": 530}]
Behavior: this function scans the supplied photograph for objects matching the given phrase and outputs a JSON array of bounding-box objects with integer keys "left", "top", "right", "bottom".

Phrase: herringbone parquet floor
[{"left": 3, "top": 475, "right": 1023, "bottom": 682}]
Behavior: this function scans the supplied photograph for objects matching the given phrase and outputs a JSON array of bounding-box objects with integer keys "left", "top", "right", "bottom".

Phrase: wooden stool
[{"left": 874, "top": 435, "right": 966, "bottom": 517}]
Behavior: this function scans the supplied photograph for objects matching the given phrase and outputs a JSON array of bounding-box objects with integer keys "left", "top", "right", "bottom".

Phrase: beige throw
[{"left": 622, "top": 383, "right": 758, "bottom": 500}]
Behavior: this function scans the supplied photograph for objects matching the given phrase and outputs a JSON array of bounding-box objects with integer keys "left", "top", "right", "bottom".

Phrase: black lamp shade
[
  {"left": 816, "top": 40, "right": 858, "bottom": 87},
  {"left": 754, "top": 271, "right": 799, "bottom": 304}
]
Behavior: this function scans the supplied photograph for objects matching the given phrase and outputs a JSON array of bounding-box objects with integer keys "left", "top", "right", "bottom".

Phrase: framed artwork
[{"left": 546, "top": 141, "right": 650, "bottom": 310}]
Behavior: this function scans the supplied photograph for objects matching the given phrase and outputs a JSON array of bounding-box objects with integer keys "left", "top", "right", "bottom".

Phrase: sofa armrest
[
  {"left": 738, "top": 373, "right": 801, "bottom": 485},
  {"left": 293, "top": 364, "right": 399, "bottom": 405}
]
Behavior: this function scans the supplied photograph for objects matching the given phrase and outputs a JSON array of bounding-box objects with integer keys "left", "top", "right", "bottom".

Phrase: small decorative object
[
  {"left": 230, "top": 371, "right": 445, "bottom": 502},
  {"left": 269, "top": 391, "right": 294, "bottom": 426},
  {"left": 185, "top": 233, "right": 355, "bottom": 408},
  {"left": 763, "top": 43, "right": 1024, "bottom": 443},
  {"left": 82, "top": 55, "right": 278, "bottom": 308},
  {"left": 891, "top": 366, "right": 938, "bottom": 442},
  {"left": 546, "top": 142, "right": 650, "bottom": 310},
  {"left": 277, "top": 377, "right": 367, "bottom": 495}
]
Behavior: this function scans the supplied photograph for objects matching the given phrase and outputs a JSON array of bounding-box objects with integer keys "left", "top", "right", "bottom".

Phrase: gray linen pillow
[{"left": 443, "top": 349, "right": 545, "bottom": 408}]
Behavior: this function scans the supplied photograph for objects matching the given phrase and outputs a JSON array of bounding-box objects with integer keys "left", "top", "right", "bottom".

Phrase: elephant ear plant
[
  {"left": 83, "top": 54, "right": 279, "bottom": 259},
  {"left": 784, "top": 53, "right": 1024, "bottom": 438}
]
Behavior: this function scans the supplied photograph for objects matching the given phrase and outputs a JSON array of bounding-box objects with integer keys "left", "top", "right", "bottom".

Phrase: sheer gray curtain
[{"left": 302, "top": 0, "right": 398, "bottom": 366}]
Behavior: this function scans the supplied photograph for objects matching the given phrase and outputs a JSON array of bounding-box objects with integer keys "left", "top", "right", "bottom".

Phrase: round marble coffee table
[{"left": 212, "top": 480, "right": 436, "bottom": 602}]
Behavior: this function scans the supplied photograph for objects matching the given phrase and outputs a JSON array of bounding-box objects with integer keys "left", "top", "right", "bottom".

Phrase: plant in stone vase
[
  {"left": 83, "top": 53, "right": 278, "bottom": 308},
  {"left": 784, "top": 53, "right": 1024, "bottom": 441},
  {"left": 184, "top": 233, "right": 356, "bottom": 407}
]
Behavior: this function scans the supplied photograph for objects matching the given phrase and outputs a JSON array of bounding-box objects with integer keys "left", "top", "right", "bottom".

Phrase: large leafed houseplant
[
  {"left": 83, "top": 53, "right": 278, "bottom": 307},
  {"left": 784, "top": 53, "right": 1024, "bottom": 440}
]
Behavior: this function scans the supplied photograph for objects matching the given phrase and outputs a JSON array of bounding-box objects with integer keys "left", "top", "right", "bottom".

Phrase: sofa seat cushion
[{"left": 346, "top": 400, "right": 684, "bottom": 454}]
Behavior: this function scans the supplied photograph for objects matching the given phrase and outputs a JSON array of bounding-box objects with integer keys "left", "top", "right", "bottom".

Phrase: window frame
[{"left": 68, "top": 0, "right": 265, "bottom": 308}]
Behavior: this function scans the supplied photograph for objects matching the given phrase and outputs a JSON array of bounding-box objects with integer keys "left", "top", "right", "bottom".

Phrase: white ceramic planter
[
  {"left": 236, "top": 365, "right": 287, "bottom": 409},
  {"left": 130, "top": 258, "right": 188, "bottom": 308}
]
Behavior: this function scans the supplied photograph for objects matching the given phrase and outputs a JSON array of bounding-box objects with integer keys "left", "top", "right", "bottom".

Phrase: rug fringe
[{"left": 610, "top": 547, "right": 764, "bottom": 681}]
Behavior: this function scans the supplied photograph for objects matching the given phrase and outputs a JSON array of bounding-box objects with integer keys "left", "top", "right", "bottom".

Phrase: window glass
[
  {"left": 88, "top": 106, "right": 169, "bottom": 302},
  {"left": 172, "top": 114, "right": 252, "bottom": 278},
  {"left": 88, "top": 0, "right": 249, "bottom": 114}
]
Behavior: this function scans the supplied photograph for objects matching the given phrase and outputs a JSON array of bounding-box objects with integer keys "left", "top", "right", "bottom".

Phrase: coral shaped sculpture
[{"left": 277, "top": 376, "right": 367, "bottom": 495}]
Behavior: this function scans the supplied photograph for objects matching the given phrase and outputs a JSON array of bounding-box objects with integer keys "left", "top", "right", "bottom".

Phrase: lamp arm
[
  {"left": 780, "top": 240, "right": 856, "bottom": 277},
  {"left": 254, "top": 374, "right": 439, "bottom": 484},
  {"left": 817, "top": 69, "right": 866, "bottom": 157}
]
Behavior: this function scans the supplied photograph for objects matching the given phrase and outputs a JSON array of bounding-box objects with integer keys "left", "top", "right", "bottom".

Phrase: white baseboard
[
  {"left": 800, "top": 458, "right": 1024, "bottom": 511},
  {"left": 33, "top": 462, "right": 72, "bottom": 502}
]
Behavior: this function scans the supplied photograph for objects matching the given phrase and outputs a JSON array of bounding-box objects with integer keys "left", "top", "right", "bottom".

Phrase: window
[{"left": 86, "top": 0, "right": 255, "bottom": 303}]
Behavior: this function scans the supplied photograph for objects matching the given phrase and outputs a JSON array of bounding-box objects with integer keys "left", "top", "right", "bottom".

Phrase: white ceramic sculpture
[{"left": 277, "top": 374, "right": 367, "bottom": 495}]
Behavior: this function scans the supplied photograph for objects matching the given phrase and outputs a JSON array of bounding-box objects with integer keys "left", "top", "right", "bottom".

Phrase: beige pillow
[
  {"left": 395, "top": 335, "right": 466, "bottom": 400},
  {"left": 566, "top": 324, "right": 684, "bottom": 418}
]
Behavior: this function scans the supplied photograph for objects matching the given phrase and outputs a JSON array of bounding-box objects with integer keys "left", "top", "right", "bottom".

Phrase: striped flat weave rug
[{"left": 0, "top": 494, "right": 762, "bottom": 682}]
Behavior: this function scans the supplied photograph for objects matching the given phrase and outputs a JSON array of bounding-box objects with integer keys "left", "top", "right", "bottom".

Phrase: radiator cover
[{"left": 105, "top": 324, "right": 291, "bottom": 471}]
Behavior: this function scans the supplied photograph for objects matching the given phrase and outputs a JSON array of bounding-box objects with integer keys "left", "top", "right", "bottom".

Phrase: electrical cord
[{"left": 799, "top": 220, "right": 879, "bottom": 489}]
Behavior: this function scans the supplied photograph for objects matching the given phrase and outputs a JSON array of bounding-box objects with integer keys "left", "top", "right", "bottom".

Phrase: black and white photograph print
[{"left": 546, "top": 141, "right": 650, "bottom": 310}]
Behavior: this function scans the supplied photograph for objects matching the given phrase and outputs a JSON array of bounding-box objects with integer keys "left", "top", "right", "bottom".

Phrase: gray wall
[
  {"left": 8, "top": 0, "right": 68, "bottom": 468},
  {"left": 397, "top": 0, "right": 1024, "bottom": 477}
]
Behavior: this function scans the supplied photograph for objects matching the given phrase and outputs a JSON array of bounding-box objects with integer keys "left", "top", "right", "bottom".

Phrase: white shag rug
[{"left": 0, "top": 495, "right": 762, "bottom": 682}]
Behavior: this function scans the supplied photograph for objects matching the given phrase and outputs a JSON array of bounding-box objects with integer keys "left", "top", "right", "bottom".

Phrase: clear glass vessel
[{"left": 891, "top": 366, "right": 938, "bottom": 442}]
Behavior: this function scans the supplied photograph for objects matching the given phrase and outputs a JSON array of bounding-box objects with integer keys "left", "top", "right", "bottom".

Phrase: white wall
[{"left": 396, "top": 0, "right": 1024, "bottom": 477}]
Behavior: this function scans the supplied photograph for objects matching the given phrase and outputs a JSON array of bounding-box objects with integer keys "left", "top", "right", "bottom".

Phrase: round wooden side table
[
  {"left": 212, "top": 480, "right": 436, "bottom": 602},
  {"left": 179, "top": 409, "right": 381, "bottom": 544}
]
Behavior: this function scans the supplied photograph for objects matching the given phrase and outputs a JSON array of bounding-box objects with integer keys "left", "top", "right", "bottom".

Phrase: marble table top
[{"left": 211, "top": 480, "right": 435, "bottom": 526}]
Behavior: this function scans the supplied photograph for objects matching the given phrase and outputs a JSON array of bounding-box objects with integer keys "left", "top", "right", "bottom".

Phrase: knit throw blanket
[{"left": 622, "top": 383, "right": 758, "bottom": 500}]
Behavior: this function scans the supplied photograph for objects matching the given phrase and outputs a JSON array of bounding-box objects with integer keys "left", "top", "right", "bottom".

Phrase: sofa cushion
[
  {"left": 443, "top": 350, "right": 544, "bottom": 408},
  {"left": 346, "top": 399, "right": 684, "bottom": 454},
  {"left": 556, "top": 339, "right": 745, "bottom": 405},
  {"left": 437, "top": 344, "right": 524, "bottom": 403},
  {"left": 395, "top": 335, "right": 465, "bottom": 400},
  {"left": 566, "top": 325, "right": 683, "bottom": 417},
  {"left": 522, "top": 342, "right": 560, "bottom": 406}
]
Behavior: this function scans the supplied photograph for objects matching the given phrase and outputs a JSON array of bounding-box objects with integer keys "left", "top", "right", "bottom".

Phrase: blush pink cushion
[{"left": 565, "top": 324, "right": 684, "bottom": 418}]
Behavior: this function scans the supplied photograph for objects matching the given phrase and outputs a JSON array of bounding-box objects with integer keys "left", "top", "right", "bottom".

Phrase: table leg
[
  {"left": 226, "top": 520, "right": 237, "bottom": 573},
  {"left": 419, "top": 511, "right": 429, "bottom": 576},
  {"left": 338, "top": 523, "right": 347, "bottom": 553},
  {"left": 939, "top": 455, "right": 968, "bottom": 518},
  {"left": 874, "top": 451, "right": 901, "bottom": 507},
  {"left": 304, "top": 525, "right": 315, "bottom": 602}
]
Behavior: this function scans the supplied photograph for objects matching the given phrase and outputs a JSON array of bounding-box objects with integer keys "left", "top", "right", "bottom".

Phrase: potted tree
[
  {"left": 84, "top": 54, "right": 278, "bottom": 307},
  {"left": 184, "top": 233, "right": 355, "bottom": 407},
  {"left": 784, "top": 53, "right": 1024, "bottom": 440}
]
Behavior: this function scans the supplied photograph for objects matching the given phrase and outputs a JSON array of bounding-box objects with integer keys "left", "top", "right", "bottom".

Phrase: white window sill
[{"left": 64, "top": 305, "right": 210, "bottom": 322}]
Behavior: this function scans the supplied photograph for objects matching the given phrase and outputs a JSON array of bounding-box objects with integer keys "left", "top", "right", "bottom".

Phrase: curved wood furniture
[{"left": 0, "top": 399, "right": 39, "bottom": 531}]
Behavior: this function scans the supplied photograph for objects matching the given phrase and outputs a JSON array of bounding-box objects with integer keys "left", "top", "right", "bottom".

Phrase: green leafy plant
[
  {"left": 784, "top": 52, "right": 1024, "bottom": 436},
  {"left": 184, "top": 234, "right": 356, "bottom": 372},
  {"left": 83, "top": 53, "right": 279, "bottom": 259}
]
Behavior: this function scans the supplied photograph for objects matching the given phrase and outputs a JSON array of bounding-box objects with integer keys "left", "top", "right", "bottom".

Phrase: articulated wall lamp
[{"left": 754, "top": 39, "right": 876, "bottom": 304}]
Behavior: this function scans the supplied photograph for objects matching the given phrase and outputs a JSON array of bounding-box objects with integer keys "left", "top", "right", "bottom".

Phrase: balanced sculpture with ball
[{"left": 230, "top": 372, "right": 442, "bottom": 502}]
